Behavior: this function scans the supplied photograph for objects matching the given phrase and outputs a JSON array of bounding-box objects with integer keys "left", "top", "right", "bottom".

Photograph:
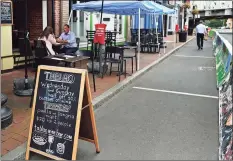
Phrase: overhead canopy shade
[
  {"left": 149, "top": 2, "right": 176, "bottom": 14},
  {"left": 72, "top": 1, "right": 163, "bottom": 15}
]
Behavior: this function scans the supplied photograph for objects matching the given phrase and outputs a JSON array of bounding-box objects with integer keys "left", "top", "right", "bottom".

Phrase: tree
[{"left": 206, "top": 19, "right": 225, "bottom": 28}]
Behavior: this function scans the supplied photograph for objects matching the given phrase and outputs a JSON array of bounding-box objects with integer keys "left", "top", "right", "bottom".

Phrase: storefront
[
  {"left": 1, "top": 0, "right": 128, "bottom": 73},
  {"left": 1, "top": 0, "right": 52, "bottom": 72}
]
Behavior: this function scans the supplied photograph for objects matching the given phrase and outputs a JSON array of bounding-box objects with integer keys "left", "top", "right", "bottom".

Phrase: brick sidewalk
[{"left": 1, "top": 35, "right": 193, "bottom": 156}]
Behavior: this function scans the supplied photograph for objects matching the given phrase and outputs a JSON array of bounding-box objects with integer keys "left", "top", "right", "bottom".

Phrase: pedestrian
[{"left": 196, "top": 21, "right": 207, "bottom": 50}]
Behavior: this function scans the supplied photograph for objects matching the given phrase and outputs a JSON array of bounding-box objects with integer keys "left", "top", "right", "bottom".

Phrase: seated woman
[{"left": 38, "top": 26, "right": 57, "bottom": 55}]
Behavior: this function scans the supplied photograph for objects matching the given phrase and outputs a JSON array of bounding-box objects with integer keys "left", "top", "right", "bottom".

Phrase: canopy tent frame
[{"left": 68, "top": 1, "right": 175, "bottom": 70}]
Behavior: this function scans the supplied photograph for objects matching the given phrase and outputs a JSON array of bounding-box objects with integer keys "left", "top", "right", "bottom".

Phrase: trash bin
[
  {"left": 188, "top": 28, "right": 193, "bottom": 36},
  {"left": 179, "top": 31, "right": 187, "bottom": 42}
]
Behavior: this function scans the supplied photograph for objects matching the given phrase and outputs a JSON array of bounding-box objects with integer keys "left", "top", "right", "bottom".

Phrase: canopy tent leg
[
  {"left": 161, "top": 15, "right": 166, "bottom": 54},
  {"left": 173, "top": 16, "right": 176, "bottom": 49},
  {"left": 137, "top": 8, "right": 140, "bottom": 70},
  {"left": 155, "top": 15, "right": 159, "bottom": 55}
]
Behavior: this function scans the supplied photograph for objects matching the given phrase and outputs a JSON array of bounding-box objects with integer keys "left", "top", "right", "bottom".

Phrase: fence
[{"left": 211, "top": 30, "right": 232, "bottom": 160}]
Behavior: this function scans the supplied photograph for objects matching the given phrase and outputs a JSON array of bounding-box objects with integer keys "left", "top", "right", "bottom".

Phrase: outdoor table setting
[{"left": 44, "top": 53, "right": 89, "bottom": 68}]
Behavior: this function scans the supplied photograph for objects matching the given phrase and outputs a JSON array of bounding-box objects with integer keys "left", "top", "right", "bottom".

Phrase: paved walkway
[
  {"left": 31, "top": 39, "right": 218, "bottom": 160},
  {"left": 1, "top": 35, "right": 193, "bottom": 157}
]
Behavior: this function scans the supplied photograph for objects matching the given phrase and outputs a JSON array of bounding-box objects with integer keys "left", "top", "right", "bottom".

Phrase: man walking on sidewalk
[{"left": 196, "top": 21, "right": 207, "bottom": 50}]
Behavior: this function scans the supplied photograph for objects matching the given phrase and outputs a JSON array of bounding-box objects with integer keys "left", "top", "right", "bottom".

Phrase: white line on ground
[
  {"left": 198, "top": 66, "right": 216, "bottom": 71},
  {"left": 133, "top": 87, "right": 219, "bottom": 99},
  {"left": 174, "top": 55, "right": 215, "bottom": 59}
]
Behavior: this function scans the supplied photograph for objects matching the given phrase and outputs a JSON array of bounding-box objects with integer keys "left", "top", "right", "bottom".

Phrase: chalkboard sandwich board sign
[
  {"left": 26, "top": 65, "right": 100, "bottom": 160},
  {"left": 1, "top": 1, "right": 13, "bottom": 25}
]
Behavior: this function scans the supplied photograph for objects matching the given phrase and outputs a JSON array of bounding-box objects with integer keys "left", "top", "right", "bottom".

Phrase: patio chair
[
  {"left": 78, "top": 50, "right": 96, "bottom": 92},
  {"left": 105, "top": 46, "right": 126, "bottom": 82},
  {"left": 33, "top": 40, "right": 61, "bottom": 67},
  {"left": 117, "top": 42, "right": 137, "bottom": 73}
]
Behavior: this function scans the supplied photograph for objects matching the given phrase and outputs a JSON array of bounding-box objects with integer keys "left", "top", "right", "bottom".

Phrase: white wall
[{"left": 191, "top": 1, "right": 232, "bottom": 10}]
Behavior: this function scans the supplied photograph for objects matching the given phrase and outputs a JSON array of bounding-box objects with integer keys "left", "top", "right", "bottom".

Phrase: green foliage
[{"left": 206, "top": 19, "right": 226, "bottom": 28}]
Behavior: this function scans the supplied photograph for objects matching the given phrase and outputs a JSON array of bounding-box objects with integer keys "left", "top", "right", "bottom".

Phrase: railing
[{"left": 211, "top": 30, "right": 232, "bottom": 161}]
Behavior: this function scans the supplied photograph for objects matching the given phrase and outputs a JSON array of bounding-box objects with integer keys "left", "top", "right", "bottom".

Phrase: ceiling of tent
[{"left": 72, "top": 1, "right": 164, "bottom": 15}]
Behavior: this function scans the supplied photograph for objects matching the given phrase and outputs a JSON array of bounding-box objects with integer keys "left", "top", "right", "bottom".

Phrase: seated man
[{"left": 57, "top": 24, "right": 78, "bottom": 55}]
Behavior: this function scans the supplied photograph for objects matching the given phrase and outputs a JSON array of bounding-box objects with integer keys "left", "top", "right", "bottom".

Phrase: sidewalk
[{"left": 1, "top": 35, "right": 194, "bottom": 157}]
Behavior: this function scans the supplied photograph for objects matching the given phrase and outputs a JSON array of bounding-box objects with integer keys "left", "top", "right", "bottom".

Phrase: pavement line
[
  {"left": 174, "top": 55, "right": 215, "bottom": 59},
  {"left": 133, "top": 87, "right": 219, "bottom": 99}
]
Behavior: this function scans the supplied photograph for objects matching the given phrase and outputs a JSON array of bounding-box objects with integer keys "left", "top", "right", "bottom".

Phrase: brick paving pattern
[{"left": 1, "top": 35, "right": 193, "bottom": 156}]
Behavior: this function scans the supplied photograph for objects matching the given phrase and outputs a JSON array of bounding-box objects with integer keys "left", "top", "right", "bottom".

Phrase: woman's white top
[{"left": 38, "top": 34, "right": 57, "bottom": 55}]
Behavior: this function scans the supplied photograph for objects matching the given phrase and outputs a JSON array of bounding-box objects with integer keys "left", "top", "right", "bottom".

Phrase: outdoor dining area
[
  {"left": 11, "top": 1, "right": 175, "bottom": 94},
  {"left": 1, "top": 1, "right": 177, "bottom": 133}
]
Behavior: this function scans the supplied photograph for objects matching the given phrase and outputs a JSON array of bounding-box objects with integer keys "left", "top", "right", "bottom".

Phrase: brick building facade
[{"left": 13, "top": 0, "right": 68, "bottom": 41}]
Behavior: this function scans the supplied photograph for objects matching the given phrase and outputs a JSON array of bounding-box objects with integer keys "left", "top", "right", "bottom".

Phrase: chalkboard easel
[{"left": 25, "top": 65, "right": 100, "bottom": 160}]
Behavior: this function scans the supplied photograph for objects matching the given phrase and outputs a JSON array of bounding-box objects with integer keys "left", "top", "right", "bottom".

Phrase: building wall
[
  {"left": 61, "top": 1, "right": 70, "bottom": 27},
  {"left": 28, "top": 0, "right": 43, "bottom": 40},
  {"left": 54, "top": 0, "right": 61, "bottom": 36},
  {"left": 191, "top": 1, "right": 232, "bottom": 11}
]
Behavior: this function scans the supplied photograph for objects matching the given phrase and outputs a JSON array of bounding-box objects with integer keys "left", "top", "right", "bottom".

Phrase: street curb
[{"left": 1, "top": 36, "right": 195, "bottom": 160}]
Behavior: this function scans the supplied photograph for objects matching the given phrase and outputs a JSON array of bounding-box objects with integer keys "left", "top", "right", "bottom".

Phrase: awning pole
[
  {"left": 173, "top": 16, "right": 176, "bottom": 49},
  {"left": 155, "top": 15, "right": 159, "bottom": 56},
  {"left": 162, "top": 14, "right": 165, "bottom": 54},
  {"left": 138, "top": 8, "right": 141, "bottom": 70}
]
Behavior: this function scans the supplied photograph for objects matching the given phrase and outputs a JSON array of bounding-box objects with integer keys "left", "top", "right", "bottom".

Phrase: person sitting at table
[
  {"left": 38, "top": 26, "right": 57, "bottom": 55},
  {"left": 56, "top": 24, "right": 78, "bottom": 55}
]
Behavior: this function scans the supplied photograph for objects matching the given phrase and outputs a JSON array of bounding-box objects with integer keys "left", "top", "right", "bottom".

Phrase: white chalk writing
[{"left": 44, "top": 71, "right": 75, "bottom": 84}]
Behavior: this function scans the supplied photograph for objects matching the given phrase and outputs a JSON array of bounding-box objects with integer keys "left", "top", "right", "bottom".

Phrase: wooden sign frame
[
  {"left": 26, "top": 65, "right": 100, "bottom": 160},
  {"left": 1, "top": 1, "right": 13, "bottom": 26}
]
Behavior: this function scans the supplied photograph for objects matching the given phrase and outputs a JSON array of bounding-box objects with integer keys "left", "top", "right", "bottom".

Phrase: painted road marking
[
  {"left": 133, "top": 87, "right": 218, "bottom": 99},
  {"left": 174, "top": 55, "right": 215, "bottom": 59},
  {"left": 198, "top": 66, "right": 215, "bottom": 71}
]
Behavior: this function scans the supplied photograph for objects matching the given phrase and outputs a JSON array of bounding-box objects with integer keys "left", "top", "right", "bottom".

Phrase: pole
[
  {"left": 24, "top": 0, "right": 29, "bottom": 89},
  {"left": 155, "top": 15, "right": 159, "bottom": 55},
  {"left": 100, "top": 0, "right": 104, "bottom": 24},
  {"left": 162, "top": 14, "right": 165, "bottom": 54},
  {"left": 137, "top": 8, "right": 140, "bottom": 70}
]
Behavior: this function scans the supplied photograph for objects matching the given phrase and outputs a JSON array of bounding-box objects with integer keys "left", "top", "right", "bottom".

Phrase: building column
[{"left": 42, "top": 0, "right": 47, "bottom": 30}]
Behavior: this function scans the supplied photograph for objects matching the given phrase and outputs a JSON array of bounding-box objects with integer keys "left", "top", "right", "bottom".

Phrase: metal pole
[
  {"left": 52, "top": 0, "right": 55, "bottom": 30},
  {"left": 24, "top": 0, "right": 29, "bottom": 89},
  {"left": 155, "top": 15, "right": 160, "bottom": 55},
  {"left": 138, "top": 8, "right": 140, "bottom": 70},
  {"left": 162, "top": 14, "right": 165, "bottom": 54},
  {"left": 100, "top": 0, "right": 104, "bottom": 24}
]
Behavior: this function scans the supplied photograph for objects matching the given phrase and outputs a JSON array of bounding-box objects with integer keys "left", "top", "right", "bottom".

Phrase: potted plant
[
  {"left": 182, "top": 2, "right": 191, "bottom": 9},
  {"left": 191, "top": 9, "right": 199, "bottom": 15}
]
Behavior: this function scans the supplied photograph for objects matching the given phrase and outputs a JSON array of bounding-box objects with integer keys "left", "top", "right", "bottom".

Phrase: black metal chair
[
  {"left": 33, "top": 40, "right": 61, "bottom": 67},
  {"left": 78, "top": 50, "right": 96, "bottom": 92},
  {"left": 86, "top": 30, "right": 95, "bottom": 50},
  {"left": 117, "top": 42, "right": 137, "bottom": 73},
  {"left": 105, "top": 46, "right": 126, "bottom": 82}
]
